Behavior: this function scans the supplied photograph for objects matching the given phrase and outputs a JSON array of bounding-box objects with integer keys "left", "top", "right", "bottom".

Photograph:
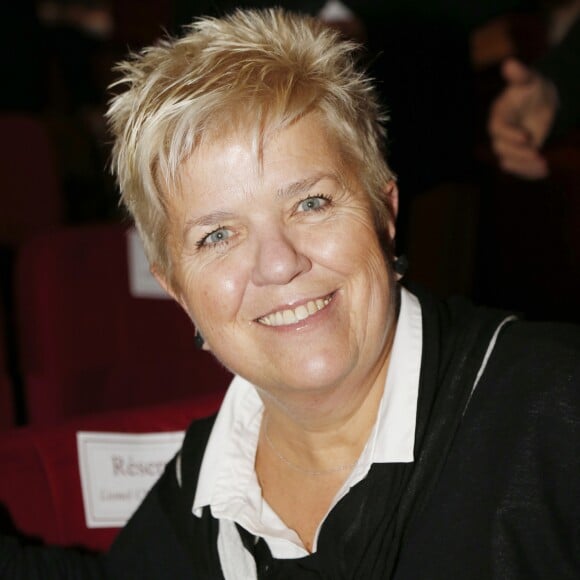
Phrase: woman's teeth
[{"left": 258, "top": 296, "right": 332, "bottom": 327}]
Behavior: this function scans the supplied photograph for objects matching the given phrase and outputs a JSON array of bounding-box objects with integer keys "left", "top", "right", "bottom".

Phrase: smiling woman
[{"left": 95, "top": 7, "right": 580, "bottom": 580}]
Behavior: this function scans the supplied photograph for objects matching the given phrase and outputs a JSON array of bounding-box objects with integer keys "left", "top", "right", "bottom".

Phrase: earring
[
  {"left": 393, "top": 255, "right": 409, "bottom": 277},
  {"left": 194, "top": 330, "right": 205, "bottom": 350}
]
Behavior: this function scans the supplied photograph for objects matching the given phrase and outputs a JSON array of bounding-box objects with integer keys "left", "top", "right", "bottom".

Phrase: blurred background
[{"left": 0, "top": 0, "right": 578, "bottom": 431}]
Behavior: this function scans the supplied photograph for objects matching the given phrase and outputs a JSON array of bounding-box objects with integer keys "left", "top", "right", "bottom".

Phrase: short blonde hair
[{"left": 106, "top": 8, "right": 394, "bottom": 277}]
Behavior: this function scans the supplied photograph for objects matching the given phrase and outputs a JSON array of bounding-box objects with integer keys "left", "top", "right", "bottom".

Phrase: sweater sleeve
[{"left": 0, "top": 534, "right": 105, "bottom": 580}]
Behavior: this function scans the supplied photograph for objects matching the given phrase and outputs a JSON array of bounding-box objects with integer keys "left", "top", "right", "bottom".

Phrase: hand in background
[{"left": 488, "top": 58, "right": 559, "bottom": 179}]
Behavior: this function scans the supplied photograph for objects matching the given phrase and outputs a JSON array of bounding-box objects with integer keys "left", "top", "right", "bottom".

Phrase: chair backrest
[
  {"left": 15, "top": 223, "right": 232, "bottom": 425},
  {"left": 0, "top": 392, "right": 223, "bottom": 552},
  {"left": 0, "top": 114, "right": 63, "bottom": 246}
]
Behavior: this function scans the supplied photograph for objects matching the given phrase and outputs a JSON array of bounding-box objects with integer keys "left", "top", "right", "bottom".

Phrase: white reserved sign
[{"left": 77, "top": 431, "right": 185, "bottom": 528}]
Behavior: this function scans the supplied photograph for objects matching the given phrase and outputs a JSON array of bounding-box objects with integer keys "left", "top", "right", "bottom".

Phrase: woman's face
[{"left": 159, "top": 114, "right": 398, "bottom": 403}]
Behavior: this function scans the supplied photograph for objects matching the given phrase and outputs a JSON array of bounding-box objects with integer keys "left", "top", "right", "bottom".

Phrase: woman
[{"left": 104, "top": 8, "right": 580, "bottom": 579}]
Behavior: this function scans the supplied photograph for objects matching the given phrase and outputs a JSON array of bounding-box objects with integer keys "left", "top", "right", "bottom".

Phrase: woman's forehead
[{"left": 179, "top": 113, "right": 348, "bottom": 183}]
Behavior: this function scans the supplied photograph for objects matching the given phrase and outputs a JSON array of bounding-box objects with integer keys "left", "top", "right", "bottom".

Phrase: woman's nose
[{"left": 251, "top": 228, "right": 311, "bottom": 286}]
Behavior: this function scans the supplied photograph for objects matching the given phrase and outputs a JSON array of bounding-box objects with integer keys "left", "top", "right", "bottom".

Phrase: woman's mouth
[{"left": 257, "top": 294, "right": 334, "bottom": 327}]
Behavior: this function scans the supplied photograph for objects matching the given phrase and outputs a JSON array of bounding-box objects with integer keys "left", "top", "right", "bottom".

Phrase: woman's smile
[{"left": 256, "top": 292, "right": 335, "bottom": 327}]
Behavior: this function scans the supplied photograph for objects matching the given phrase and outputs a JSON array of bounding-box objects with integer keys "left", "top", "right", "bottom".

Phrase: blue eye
[
  {"left": 298, "top": 196, "right": 329, "bottom": 212},
  {"left": 198, "top": 226, "right": 231, "bottom": 248}
]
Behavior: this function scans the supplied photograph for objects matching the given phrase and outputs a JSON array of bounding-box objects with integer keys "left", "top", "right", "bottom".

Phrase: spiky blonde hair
[{"left": 107, "top": 8, "right": 394, "bottom": 277}]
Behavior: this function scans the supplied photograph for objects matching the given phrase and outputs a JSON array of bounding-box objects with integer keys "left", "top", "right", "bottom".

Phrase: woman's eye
[
  {"left": 298, "top": 196, "right": 330, "bottom": 213},
  {"left": 198, "top": 227, "right": 232, "bottom": 248}
]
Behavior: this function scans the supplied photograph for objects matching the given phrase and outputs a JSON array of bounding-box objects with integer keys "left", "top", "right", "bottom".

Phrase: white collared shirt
[{"left": 192, "top": 288, "right": 423, "bottom": 560}]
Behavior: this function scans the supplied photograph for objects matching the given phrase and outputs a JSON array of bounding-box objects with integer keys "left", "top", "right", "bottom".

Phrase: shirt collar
[
  {"left": 193, "top": 287, "right": 423, "bottom": 517},
  {"left": 371, "top": 287, "right": 422, "bottom": 462}
]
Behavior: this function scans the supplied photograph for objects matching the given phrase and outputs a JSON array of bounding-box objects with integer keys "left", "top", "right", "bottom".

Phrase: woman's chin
[{"left": 257, "top": 353, "right": 357, "bottom": 399}]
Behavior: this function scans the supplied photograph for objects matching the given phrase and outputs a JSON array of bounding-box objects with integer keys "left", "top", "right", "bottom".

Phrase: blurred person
[{"left": 488, "top": 0, "right": 580, "bottom": 179}]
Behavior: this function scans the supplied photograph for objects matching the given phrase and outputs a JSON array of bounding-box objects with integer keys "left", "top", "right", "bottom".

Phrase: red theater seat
[
  {"left": 0, "top": 115, "right": 63, "bottom": 246},
  {"left": 15, "top": 223, "right": 232, "bottom": 425},
  {"left": 0, "top": 391, "right": 223, "bottom": 552}
]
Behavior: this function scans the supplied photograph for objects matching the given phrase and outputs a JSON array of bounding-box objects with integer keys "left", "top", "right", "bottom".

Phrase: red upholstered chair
[
  {"left": 0, "top": 114, "right": 63, "bottom": 246},
  {"left": 14, "top": 223, "right": 232, "bottom": 425},
  {"left": 0, "top": 392, "right": 223, "bottom": 552}
]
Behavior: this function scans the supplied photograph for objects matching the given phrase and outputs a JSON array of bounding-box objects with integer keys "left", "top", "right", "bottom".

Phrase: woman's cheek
[{"left": 196, "top": 269, "right": 247, "bottom": 324}]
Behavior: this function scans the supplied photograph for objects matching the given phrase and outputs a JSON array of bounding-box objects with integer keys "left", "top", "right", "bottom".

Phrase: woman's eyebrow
[
  {"left": 183, "top": 210, "right": 236, "bottom": 239},
  {"left": 276, "top": 173, "right": 334, "bottom": 200}
]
